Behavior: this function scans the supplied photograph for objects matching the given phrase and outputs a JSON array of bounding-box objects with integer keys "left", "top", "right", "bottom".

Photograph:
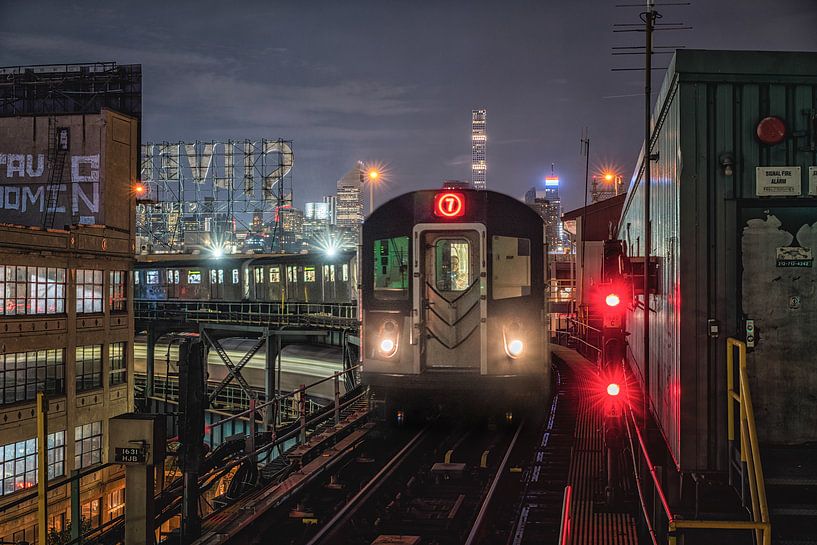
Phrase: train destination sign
[
  {"left": 114, "top": 447, "right": 147, "bottom": 464},
  {"left": 756, "top": 166, "right": 801, "bottom": 196}
]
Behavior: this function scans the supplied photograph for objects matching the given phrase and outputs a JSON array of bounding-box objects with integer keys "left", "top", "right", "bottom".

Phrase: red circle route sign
[{"left": 434, "top": 192, "right": 465, "bottom": 218}]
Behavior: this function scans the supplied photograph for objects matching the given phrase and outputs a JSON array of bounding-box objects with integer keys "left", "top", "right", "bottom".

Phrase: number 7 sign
[{"left": 433, "top": 192, "right": 465, "bottom": 218}]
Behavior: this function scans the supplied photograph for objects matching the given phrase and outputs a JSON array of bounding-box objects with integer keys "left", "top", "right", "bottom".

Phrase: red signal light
[
  {"left": 434, "top": 192, "right": 465, "bottom": 218},
  {"left": 605, "top": 293, "right": 620, "bottom": 307},
  {"left": 756, "top": 116, "right": 786, "bottom": 145},
  {"left": 133, "top": 183, "right": 146, "bottom": 196},
  {"left": 607, "top": 382, "right": 620, "bottom": 397}
]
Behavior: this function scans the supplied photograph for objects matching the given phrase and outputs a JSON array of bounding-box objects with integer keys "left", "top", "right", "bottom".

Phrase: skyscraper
[
  {"left": 525, "top": 175, "right": 565, "bottom": 253},
  {"left": 471, "top": 109, "right": 487, "bottom": 190},
  {"left": 335, "top": 161, "right": 365, "bottom": 240}
]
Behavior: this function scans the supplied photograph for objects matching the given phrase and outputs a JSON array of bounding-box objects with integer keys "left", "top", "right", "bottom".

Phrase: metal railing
[
  {"left": 135, "top": 299, "right": 358, "bottom": 329},
  {"left": 553, "top": 314, "right": 602, "bottom": 364},
  {"left": 557, "top": 485, "right": 572, "bottom": 545},
  {"left": 726, "top": 337, "right": 770, "bottom": 545},
  {"left": 622, "top": 338, "right": 770, "bottom": 545}
]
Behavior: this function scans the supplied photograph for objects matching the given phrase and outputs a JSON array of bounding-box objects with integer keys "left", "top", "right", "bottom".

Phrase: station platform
[{"left": 551, "top": 345, "right": 639, "bottom": 545}]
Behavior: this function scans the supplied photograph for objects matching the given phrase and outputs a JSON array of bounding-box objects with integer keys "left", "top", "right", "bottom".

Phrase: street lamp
[{"left": 367, "top": 168, "right": 380, "bottom": 214}]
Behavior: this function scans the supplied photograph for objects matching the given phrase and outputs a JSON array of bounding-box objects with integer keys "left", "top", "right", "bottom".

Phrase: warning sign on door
[{"left": 756, "top": 166, "right": 801, "bottom": 196}]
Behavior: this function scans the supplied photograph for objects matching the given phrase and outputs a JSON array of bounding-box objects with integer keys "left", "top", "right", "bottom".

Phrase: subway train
[
  {"left": 361, "top": 189, "right": 550, "bottom": 412},
  {"left": 133, "top": 337, "right": 347, "bottom": 400},
  {"left": 134, "top": 251, "right": 357, "bottom": 304}
]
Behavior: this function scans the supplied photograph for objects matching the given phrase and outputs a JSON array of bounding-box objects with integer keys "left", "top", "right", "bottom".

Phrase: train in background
[
  {"left": 134, "top": 251, "right": 357, "bottom": 304},
  {"left": 360, "top": 189, "right": 550, "bottom": 413}
]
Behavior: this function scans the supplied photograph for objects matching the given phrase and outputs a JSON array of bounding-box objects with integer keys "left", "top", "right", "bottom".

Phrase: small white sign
[
  {"left": 809, "top": 166, "right": 817, "bottom": 196},
  {"left": 756, "top": 166, "right": 801, "bottom": 196}
]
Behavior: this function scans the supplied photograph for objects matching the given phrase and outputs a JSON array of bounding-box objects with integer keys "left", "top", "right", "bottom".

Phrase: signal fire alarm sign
[{"left": 756, "top": 166, "right": 801, "bottom": 196}]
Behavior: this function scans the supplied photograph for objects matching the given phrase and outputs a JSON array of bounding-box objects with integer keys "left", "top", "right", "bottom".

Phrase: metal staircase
[{"left": 41, "top": 119, "right": 69, "bottom": 229}]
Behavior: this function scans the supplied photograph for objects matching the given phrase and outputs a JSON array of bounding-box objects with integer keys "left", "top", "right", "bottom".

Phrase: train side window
[
  {"left": 134, "top": 272, "right": 140, "bottom": 285},
  {"left": 254, "top": 268, "right": 264, "bottom": 284},
  {"left": 287, "top": 266, "right": 297, "bottom": 282},
  {"left": 218, "top": 270, "right": 224, "bottom": 284},
  {"left": 188, "top": 271, "right": 202, "bottom": 284},
  {"left": 435, "top": 239, "right": 472, "bottom": 292},
  {"left": 329, "top": 265, "right": 336, "bottom": 282},
  {"left": 342, "top": 263, "right": 349, "bottom": 282},
  {"left": 374, "top": 236, "right": 409, "bottom": 300},
  {"left": 304, "top": 267, "right": 316, "bottom": 282},
  {"left": 269, "top": 267, "right": 280, "bottom": 283},
  {"left": 146, "top": 271, "right": 159, "bottom": 285},
  {"left": 173, "top": 270, "right": 180, "bottom": 284},
  {"left": 492, "top": 236, "right": 531, "bottom": 299},
  {"left": 232, "top": 269, "right": 239, "bottom": 284},
  {"left": 209, "top": 270, "right": 217, "bottom": 284}
]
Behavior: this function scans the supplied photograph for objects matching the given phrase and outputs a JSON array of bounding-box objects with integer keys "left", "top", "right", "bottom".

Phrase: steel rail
[
  {"left": 464, "top": 420, "right": 525, "bottom": 545},
  {"left": 305, "top": 426, "right": 429, "bottom": 545}
]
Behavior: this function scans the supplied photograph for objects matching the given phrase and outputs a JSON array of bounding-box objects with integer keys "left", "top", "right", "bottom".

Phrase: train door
[{"left": 413, "top": 224, "right": 486, "bottom": 372}]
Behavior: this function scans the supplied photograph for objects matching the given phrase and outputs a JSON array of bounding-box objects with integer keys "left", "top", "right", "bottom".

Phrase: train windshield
[
  {"left": 374, "top": 236, "right": 409, "bottom": 300},
  {"left": 435, "top": 239, "right": 472, "bottom": 292},
  {"left": 492, "top": 236, "right": 531, "bottom": 299}
]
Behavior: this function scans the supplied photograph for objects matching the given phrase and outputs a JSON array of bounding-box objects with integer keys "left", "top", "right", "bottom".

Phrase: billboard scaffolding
[{"left": 136, "top": 139, "right": 294, "bottom": 253}]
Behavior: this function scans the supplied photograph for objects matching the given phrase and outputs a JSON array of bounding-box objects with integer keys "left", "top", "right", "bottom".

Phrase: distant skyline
[{"left": 2, "top": 0, "right": 816, "bottom": 211}]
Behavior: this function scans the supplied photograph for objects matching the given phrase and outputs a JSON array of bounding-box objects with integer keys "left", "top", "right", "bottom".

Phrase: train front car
[{"left": 361, "top": 189, "right": 550, "bottom": 415}]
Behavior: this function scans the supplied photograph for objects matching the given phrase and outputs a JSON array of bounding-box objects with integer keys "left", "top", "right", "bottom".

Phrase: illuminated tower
[{"left": 471, "top": 108, "right": 487, "bottom": 190}]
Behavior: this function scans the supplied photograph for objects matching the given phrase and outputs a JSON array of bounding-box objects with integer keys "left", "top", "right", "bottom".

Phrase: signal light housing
[
  {"left": 607, "top": 382, "right": 620, "bottom": 397},
  {"left": 605, "top": 293, "right": 620, "bottom": 307}
]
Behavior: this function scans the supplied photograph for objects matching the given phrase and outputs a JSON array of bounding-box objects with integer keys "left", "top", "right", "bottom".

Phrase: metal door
[{"left": 413, "top": 224, "right": 486, "bottom": 371}]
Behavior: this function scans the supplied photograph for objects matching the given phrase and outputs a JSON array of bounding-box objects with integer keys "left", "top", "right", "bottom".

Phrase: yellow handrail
[{"left": 726, "top": 337, "right": 770, "bottom": 545}]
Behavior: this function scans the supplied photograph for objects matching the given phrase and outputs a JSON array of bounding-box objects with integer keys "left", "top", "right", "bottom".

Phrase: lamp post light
[{"left": 367, "top": 169, "right": 380, "bottom": 214}]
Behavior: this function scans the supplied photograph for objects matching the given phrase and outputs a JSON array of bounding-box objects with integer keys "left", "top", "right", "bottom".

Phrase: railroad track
[{"left": 296, "top": 418, "right": 524, "bottom": 545}]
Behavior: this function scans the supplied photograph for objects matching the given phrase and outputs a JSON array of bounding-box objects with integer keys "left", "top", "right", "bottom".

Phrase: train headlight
[
  {"left": 379, "top": 338, "right": 395, "bottom": 354},
  {"left": 377, "top": 320, "right": 399, "bottom": 358},
  {"left": 507, "top": 339, "right": 524, "bottom": 358},
  {"left": 503, "top": 322, "right": 525, "bottom": 359}
]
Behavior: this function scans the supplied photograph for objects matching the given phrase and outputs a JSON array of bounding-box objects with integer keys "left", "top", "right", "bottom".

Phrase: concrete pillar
[{"left": 125, "top": 465, "right": 155, "bottom": 545}]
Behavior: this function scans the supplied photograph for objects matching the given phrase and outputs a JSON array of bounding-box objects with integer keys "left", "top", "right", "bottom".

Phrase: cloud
[{"left": 445, "top": 154, "right": 471, "bottom": 166}]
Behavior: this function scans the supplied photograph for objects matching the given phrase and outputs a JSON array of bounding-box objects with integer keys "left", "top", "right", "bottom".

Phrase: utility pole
[{"left": 643, "top": 0, "right": 655, "bottom": 425}]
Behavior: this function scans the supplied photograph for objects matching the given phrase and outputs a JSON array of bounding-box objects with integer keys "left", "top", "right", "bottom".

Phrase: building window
[
  {"left": 0, "top": 266, "right": 66, "bottom": 315},
  {"left": 304, "top": 267, "right": 316, "bottom": 283},
  {"left": 75, "top": 345, "right": 102, "bottom": 392},
  {"left": 74, "top": 421, "right": 102, "bottom": 469},
  {"left": 80, "top": 498, "right": 102, "bottom": 529},
  {"left": 0, "top": 431, "right": 65, "bottom": 496},
  {"left": 108, "top": 488, "right": 125, "bottom": 520},
  {"left": 269, "top": 267, "right": 280, "bottom": 283},
  {"left": 109, "top": 271, "right": 126, "bottom": 312},
  {"left": 109, "top": 342, "right": 126, "bottom": 386},
  {"left": 0, "top": 349, "right": 64, "bottom": 405},
  {"left": 76, "top": 270, "right": 103, "bottom": 313},
  {"left": 49, "top": 512, "right": 66, "bottom": 533},
  {"left": 232, "top": 269, "right": 239, "bottom": 284},
  {"left": 374, "top": 237, "right": 409, "bottom": 300}
]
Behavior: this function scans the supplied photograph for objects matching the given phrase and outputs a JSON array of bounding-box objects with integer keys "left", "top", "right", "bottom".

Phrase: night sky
[{"left": 2, "top": 0, "right": 816, "bottom": 211}]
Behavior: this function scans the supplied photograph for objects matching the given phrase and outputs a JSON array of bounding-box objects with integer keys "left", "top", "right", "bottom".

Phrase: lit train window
[
  {"left": 287, "top": 266, "right": 297, "bottom": 282},
  {"left": 218, "top": 270, "right": 224, "bottom": 284},
  {"left": 232, "top": 269, "right": 239, "bottom": 284},
  {"left": 209, "top": 270, "right": 217, "bottom": 284},
  {"left": 187, "top": 271, "right": 202, "bottom": 284},
  {"left": 342, "top": 264, "right": 349, "bottom": 281},
  {"left": 254, "top": 268, "right": 264, "bottom": 284},
  {"left": 329, "top": 265, "right": 336, "bottom": 282},
  {"left": 173, "top": 270, "right": 180, "bottom": 284},
  {"left": 492, "top": 236, "right": 531, "bottom": 299},
  {"left": 304, "top": 267, "right": 316, "bottom": 282},
  {"left": 374, "top": 237, "right": 409, "bottom": 300},
  {"left": 146, "top": 271, "right": 159, "bottom": 285},
  {"left": 435, "top": 239, "right": 472, "bottom": 292},
  {"left": 269, "top": 267, "right": 280, "bottom": 283}
]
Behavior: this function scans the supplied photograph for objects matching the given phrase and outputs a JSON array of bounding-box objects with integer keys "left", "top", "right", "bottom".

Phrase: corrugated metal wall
[{"left": 619, "top": 50, "right": 817, "bottom": 471}]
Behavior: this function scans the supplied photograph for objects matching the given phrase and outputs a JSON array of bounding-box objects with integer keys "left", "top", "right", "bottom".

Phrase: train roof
[
  {"left": 364, "top": 189, "right": 543, "bottom": 236},
  {"left": 135, "top": 250, "right": 355, "bottom": 269}
]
